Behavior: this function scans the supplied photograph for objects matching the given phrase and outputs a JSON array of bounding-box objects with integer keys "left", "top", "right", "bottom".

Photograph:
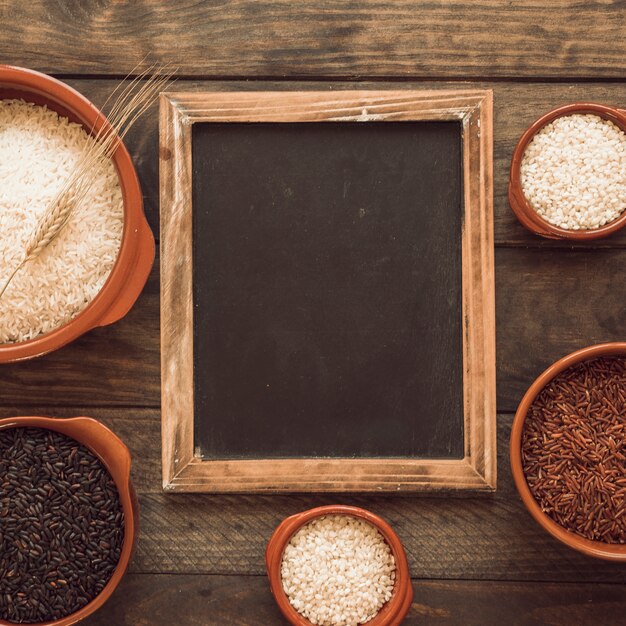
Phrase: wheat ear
[{"left": 0, "top": 67, "right": 173, "bottom": 302}]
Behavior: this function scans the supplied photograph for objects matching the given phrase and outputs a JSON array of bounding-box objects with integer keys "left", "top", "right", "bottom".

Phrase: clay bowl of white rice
[
  {"left": 265, "top": 505, "right": 412, "bottom": 626},
  {"left": 0, "top": 65, "right": 154, "bottom": 362},
  {"left": 509, "top": 102, "right": 626, "bottom": 240}
]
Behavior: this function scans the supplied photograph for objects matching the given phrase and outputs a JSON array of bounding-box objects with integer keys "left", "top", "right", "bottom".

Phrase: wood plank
[
  {"left": 495, "top": 247, "right": 626, "bottom": 410},
  {"left": 3, "top": 2, "right": 626, "bottom": 79},
  {"left": 0, "top": 265, "right": 160, "bottom": 408},
  {"left": 82, "top": 574, "right": 626, "bottom": 625},
  {"left": 159, "top": 91, "right": 194, "bottom": 487},
  {"left": 129, "top": 416, "right": 626, "bottom": 582},
  {"left": 56, "top": 79, "right": 626, "bottom": 247},
  {"left": 4, "top": 409, "right": 624, "bottom": 582},
  {"left": 133, "top": 483, "right": 626, "bottom": 582},
  {"left": 1, "top": 245, "right": 624, "bottom": 412}
]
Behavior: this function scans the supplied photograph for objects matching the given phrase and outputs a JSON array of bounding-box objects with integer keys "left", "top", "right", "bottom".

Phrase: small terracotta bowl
[
  {"left": 266, "top": 505, "right": 413, "bottom": 626},
  {"left": 511, "top": 342, "right": 626, "bottom": 561},
  {"left": 509, "top": 102, "right": 626, "bottom": 240},
  {"left": 0, "top": 65, "right": 154, "bottom": 363},
  {"left": 0, "top": 416, "right": 138, "bottom": 625}
]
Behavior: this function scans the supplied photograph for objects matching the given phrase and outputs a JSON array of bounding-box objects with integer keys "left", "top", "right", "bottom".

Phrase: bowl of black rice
[
  {"left": 0, "top": 416, "right": 137, "bottom": 624},
  {"left": 511, "top": 342, "right": 626, "bottom": 561}
]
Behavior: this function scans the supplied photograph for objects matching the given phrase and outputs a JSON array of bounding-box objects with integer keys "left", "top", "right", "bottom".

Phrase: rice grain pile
[
  {"left": 0, "top": 99, "right": 123, "bottom": 343},
  {"left": 520, "top": 113, "right": 626, "bottom": 230},
  {"left": 522, "top": 357, "right": 626, "bottom": 543},
  {"left": 280, "top": 515, "right": 396, "bottom": 626},
  {"left": 0, "top": 427, "right": 125, "bottom": 623}
]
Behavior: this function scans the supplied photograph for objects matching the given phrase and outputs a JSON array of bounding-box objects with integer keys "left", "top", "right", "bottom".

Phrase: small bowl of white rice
[
  {"left": 0, "top": 65, "right": 154, "bottom": 362},
  {"left": 509, "top": 102, "right": 626, "bottom": 240},
  {"left": 266, "top": 505, "right": 413, "bottom": 626}
]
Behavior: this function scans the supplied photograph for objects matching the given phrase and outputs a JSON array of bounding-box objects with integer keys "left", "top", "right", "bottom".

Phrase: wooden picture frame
[{"left": 160, "top": 89, "right": 496, "bottom": 493}]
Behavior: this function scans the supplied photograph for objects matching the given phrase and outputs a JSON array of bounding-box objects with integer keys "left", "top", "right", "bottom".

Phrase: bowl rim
[
  {"left": 0, "top": 415, "right": 137, "bottom": 626},
  {"left": 265, "top": 504, "right": 413, "bottom": 626},
  {"left": 510, "top": 342, "right": 626, "bottom": 561},
  {"left": 0, "top": 64, "right": 154, "bottom": 363},
  {"left": 508, "top": 102, "right": 626, "bottom": 241}
]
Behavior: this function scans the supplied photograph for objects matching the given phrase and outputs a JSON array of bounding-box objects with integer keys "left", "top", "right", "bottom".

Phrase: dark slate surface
[{"left": 192, "top": 121, "right": 464, "bottom": 459}]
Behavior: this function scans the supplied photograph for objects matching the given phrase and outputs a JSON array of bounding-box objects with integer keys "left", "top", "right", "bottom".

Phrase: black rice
[
  {"left": 0, "top": 427, "right": 124, "bottom": 623},
  {"left": 522, "top": 357, "right": 626, "bottom": 544}
]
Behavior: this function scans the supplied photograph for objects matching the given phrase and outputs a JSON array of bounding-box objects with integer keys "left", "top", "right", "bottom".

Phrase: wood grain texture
[
  {"left": 2, "top": 2, "right": 626, "bottom": 79},
  {"left": 2, "top": 246, "right": 624, "bottom": 413},
  {"left": 130, "top": 414, "right": 626, "bottom": 582},
  {"left": 160, "top": 89, "right": 495, "bottom": 492},
  {"left": 461, "top": 90, "right": 496, "bottom": 487},
  {"left": 0, "top": 278, "right": 159, "bottom": 407},
  {"left": 159, "top": 92, "right": 194, "bottom": 488},
  {"left": 495, "top": 247, "right": 626, "bottom": 410},
  {"left": 8, "top": 80, "right": 626, "bottom": 411},
  {"left": 81, "top": 575, "right": 626, "bottom": 626},
  {"left": 48, "top": 79, "right": 626, "bottom": 248},
  {"left": 3, "top": 409, "right": 624, "bottom": 582}
]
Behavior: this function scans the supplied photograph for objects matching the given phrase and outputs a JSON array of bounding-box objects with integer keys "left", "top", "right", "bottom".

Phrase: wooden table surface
[{"left": 2, "top": 2, "right": 626, "bottom": 624}]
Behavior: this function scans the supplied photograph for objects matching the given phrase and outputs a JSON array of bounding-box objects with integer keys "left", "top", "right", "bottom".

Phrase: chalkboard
[
  {"left": 192, "top": 121, "right": 463, "bottom": 459},
  {"left": 160, "top": 90, "right": 496, "bottom": 492}
]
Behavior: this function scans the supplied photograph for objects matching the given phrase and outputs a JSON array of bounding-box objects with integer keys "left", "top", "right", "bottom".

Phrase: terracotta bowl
[
  {"left": 0, "top": 415, "right": 138, "bottom": 625},
  {"left": 266, "top": 505, "right": 413, "bottom": 626},
  {"left": 511, "top": 342, "right": 626, "bottom": 561},
  {"left": 509, "top": 102, "right": 626, "bottom": 240},
  {"left": 0, "top": 65, "right": 154, "bottom": 363}
]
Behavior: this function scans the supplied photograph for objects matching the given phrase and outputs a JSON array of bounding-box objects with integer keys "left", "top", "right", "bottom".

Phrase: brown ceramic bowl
[
  {"left": 511, "top": 342, "right": 626, "bottom": 561},
  {"left": 0, "top": 415, "right": 138, "bottom": 625},
  {"left": 509, "top": 102, "right": 626, "bottom": 240},
  {"left": 266, "top": 505, "right": 413, "bottom": 626},
  {"left": 0, "top": 65, "right": 154, "bottom": 363}
]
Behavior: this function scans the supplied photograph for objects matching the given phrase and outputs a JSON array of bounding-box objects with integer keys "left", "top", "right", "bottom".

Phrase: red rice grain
[{"left": 522, "top": 357, "right": 626, "bottom": 543}]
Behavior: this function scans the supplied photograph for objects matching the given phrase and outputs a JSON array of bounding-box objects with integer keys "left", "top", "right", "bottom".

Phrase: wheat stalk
[{"left": 0, "top": 65, "right": 173, "bottom": 301}]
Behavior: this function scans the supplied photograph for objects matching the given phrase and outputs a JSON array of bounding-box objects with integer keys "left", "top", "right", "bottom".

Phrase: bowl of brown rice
[
  {"left": 511, "top": 342, "right": 626, "bottom": 561},
  {"left": 265, "top": 505, "right": 412, "bottom": 626},
  {"left": 0, "top": 65, "right": 154, "bottom": 362},
  {"left": 509, "top": 102, "right": 626, "bottom": 240}
]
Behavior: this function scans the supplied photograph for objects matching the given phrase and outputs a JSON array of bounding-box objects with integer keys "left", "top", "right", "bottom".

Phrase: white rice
[
  {"left": 0, "top": 99, "right": 123, "bottom": 343},
  {"left": 520, "top": 113, "right": 626, "bottom": 230},
  {"left": 280, "top": 515, "right": 396, "bottom": 626}
]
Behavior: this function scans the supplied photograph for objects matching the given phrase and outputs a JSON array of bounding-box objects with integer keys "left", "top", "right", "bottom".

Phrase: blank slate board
[
  {"left": 160, "top": 90, "right": 496, "bottom": 492},
  {"left": 192, "top": 121, "right": 463, "bottom": 459}
]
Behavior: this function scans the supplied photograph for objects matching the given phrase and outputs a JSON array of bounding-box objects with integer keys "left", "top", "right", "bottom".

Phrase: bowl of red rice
[{"left": 511, "top": 342, "right": 626, "bottom": 560}]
